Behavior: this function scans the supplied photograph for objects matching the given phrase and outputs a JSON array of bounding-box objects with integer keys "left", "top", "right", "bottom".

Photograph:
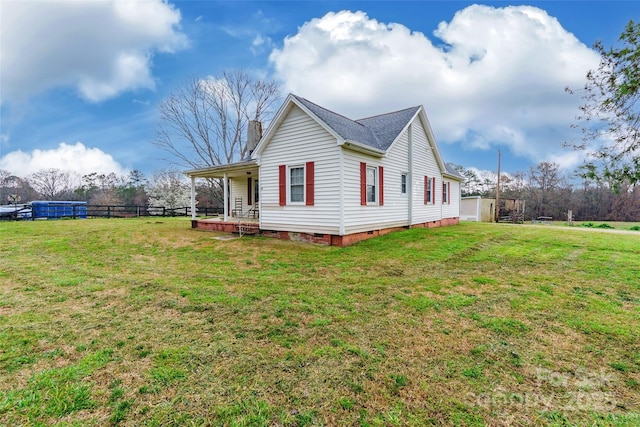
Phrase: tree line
[
  {"left": 452, "top": 161, "right": 640, "bottom": 222},
  {"left": 0, "top": 168, "right": 218, "bottom": 212},
  {"left": 4, "top": 162, "right": 638, "bottom": 222}
]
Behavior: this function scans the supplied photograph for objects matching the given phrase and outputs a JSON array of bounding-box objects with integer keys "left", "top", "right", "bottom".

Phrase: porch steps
[{"left": 232, "top": 224, "right": 260, "bottom": 236}]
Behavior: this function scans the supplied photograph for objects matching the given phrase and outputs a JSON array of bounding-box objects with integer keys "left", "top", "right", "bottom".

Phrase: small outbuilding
[{"left": 461, "top": 196, "right": 525, "bottom": 223}]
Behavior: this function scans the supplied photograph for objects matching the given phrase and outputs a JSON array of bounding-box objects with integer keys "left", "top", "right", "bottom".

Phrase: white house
[{"left": 185, "top": 94, "right": 463, "bottom": 246}]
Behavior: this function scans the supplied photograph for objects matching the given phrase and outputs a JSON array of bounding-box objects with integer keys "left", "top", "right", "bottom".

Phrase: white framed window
[
  {"left": 401, "top": 173, "right": 407, "bottom": 194},
  {"left": 366, "top": 166, "right": 377, "bottom": 203},
  {"left": 360, "top": 162, "right": 383, "bottom": 206},
  {"left": 442, "top": 181, "right": 449, "bottom": 204},
  {"left": 279, "top": 162, "right": 314, "bottom": 207},
  {"left": 426, "top": 177, "right": 433, "bottom": 204},
  {"left": 289, "top": 165, "right": 305, "bottom": 203}
]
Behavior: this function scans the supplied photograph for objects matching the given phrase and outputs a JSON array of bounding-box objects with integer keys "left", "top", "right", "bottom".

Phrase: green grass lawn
[
  {"left": 0, "top": 219, "right": 639, "bottom": 426},
  {"left": 539, "top": 221, "right": 640, "bottom": 231}
]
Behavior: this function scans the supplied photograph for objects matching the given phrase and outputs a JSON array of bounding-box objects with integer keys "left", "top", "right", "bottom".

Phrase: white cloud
[
  {"left": 218, "top": 9, "right": 277, "bottom": 55},
  {"left": 251, "top": 34, "right": 274, "bottom": 55},
  {"left": 0, "top": 142, "right": 129, "bottom": 178},
  {"left": 269, "top": 6, "right": 599, "bottom": 167},
  {"left": 253, "top": 35, "right": 265, "bottom": 47},
  {"left": 0, "top": 0, "right": 188, "bottom": 104}
]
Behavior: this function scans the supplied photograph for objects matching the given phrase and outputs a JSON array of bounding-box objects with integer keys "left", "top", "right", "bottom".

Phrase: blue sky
[{"left": 1, "top": 1, "right": 638, "bottom": 181}]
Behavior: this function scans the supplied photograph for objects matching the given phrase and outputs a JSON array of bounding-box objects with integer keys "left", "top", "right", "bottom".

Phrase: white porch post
[
  {"left": 223, "top": 173, "right": 228, "bottom": 221},
  {"left": 190, "top": 176, "right": 196, "bottom": 220}
]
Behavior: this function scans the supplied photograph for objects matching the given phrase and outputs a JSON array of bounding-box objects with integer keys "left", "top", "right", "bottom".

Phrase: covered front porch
[{"left": 185, "top": 160, "right": 260, "bottom": 226}]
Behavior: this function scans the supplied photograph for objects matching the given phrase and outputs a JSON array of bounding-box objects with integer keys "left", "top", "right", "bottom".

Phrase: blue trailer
[{"left": 31, "top": 201, "right": 87, "bottom": 219}]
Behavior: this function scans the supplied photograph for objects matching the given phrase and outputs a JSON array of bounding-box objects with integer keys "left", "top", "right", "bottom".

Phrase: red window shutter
[
  {"left": 305, "top": 161, "right": 314, "bottom": 206},
  {"left": 278, "top": 165, "right": 286, "bottom": 206},
  {"left": 424, "top": 176, "right": 428, "bottom": 204},
  {"left": 360, "top": 162, "right": 367, "bottom": 206},
  {"left": 247, "top": 177, "right": 252, "bottom": 206},
  {"left": 378, "top": 166, "right": 384, "bottom": 206}
]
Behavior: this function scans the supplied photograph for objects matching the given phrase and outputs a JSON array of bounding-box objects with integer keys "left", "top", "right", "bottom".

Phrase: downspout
[
  {"left": 223, "top": 173, "right": 228, "bottom": 222},
  {"left": 407, "top": 124, "right": 413, "bottom": 226},
  {"left": 476, "top": 196, "right": 481, "bottom": 222},
  {"left": 190, "top": 176, "right": 196, "bottom": 220},
  {"left": 339, "top": 143, "right": 345, "bottom": 235}
]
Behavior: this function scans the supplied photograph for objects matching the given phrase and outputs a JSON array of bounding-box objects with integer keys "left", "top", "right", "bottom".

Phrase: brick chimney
[{"left": 246, "top": 120, "right": 263, "bottom": 155}]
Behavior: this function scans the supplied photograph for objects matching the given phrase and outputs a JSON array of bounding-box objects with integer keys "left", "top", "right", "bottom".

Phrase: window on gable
[
  {"left": 401, "top": 173, "right": 407, "bottom": 194},
  {"left": 290, "top": 166, "right": 304, "bottom": 203},
  {"left": 366, "top": 166, "right": 377, "bottom": 203}
]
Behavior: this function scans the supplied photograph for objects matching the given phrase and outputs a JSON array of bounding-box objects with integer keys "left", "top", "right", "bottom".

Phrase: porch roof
[{"left": 184, "top": 160, "right": 258, "bottom": 178}]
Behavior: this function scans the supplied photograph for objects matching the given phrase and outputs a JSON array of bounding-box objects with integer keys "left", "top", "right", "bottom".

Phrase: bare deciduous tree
[
  {"left": 1, "top": 170, "right": 39, "bottom": 203},
  {"left": 153, "top": 70, "right": 281, "bottom": 169},
  {"left": 608, "top": 184, "right": 640, "bottom": 221},
  {"left": 28, "top": 168, "right": 78, "bottom": 200},
  {"left": 527, "top": 162, "right": 566, "bottom": 218}
]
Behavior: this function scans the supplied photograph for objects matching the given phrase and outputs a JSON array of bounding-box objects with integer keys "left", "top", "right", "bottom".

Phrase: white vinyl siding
[
  {"left": 259, "top": 105, "right": 341, "bottom": 234},
  {"left": 342, "top": 130, "right": 410, "bottom": 234},
  {"left": 442, "top": 179, "right": 460, "bottom": 219},
  {"left": 259, "top": 102, "right": 459, "bottom": 236},
  {"left": 411, "top": 120, "right": 443, "bottom": 224},
  {"left": 230, "top": 178, "right": 250, "bottom": 215},
  {"left": 228, "top": 173, "right": 260, "bottom": 215}
]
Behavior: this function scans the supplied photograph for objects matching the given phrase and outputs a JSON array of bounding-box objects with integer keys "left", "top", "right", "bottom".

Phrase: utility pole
[{"left": 495, "top": 149, "right": 501, "bottom": 223}]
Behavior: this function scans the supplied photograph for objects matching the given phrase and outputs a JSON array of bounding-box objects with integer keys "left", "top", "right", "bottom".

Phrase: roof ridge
[
  {"left": 356, "top": 105, "right": 421, "bottom": 122},
  {"left": 291, "top": 94, "right": 367, "bottom": 129},
  {"left": 290, "top": 94, "right": 419, "bottom": 151}
]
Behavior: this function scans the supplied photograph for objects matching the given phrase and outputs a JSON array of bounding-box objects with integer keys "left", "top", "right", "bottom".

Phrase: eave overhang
[
  {"left": 443, "top": 171, "right": 464, "bottom": 181},
  {"left": 340, "top": 140, "right": 386, "bottom": 157},
  {"left": 184, "top": 160, "right": 258, "bottom": 178}
]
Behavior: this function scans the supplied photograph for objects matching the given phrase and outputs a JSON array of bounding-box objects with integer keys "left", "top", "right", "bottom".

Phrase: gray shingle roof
[
  {"left": 292, "top": 95, "right": 419, "bottom": 151},
  {"left": 444, "top": 163, "right": 465, "bottom": 180}
]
